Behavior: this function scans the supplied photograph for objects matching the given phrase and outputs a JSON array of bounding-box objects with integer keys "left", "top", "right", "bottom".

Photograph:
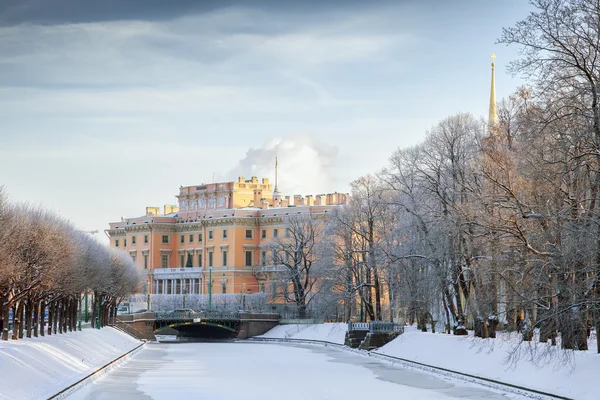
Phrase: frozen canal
[{"left": 68, "top": 342, "right": 525, "bottom": 400}]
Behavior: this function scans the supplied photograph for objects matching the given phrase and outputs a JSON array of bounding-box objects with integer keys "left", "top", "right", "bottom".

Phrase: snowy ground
[
  {"left": 66, "top": 341, "right": 527, "bottom": 400},
  {"left": 0, "top": 325, "right": 140, "bottom": 400},
  {"left": 259, "top": 322, "right": 347, "bottom": 343},
  {"left": 260, "top": 323, "right": 600, "bottom": 400},
  {"left": 378, "top": 326, "right": 600, "bottom": 400}
]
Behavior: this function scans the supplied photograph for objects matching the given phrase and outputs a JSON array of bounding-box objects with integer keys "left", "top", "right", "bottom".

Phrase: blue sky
[{"left": 0, "top": 0, "right": 533, "bottom": 241}]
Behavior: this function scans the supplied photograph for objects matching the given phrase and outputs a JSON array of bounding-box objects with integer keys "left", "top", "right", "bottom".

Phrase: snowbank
[
  {"left": 0, "top": 325, "right": 141, "bottom": 400},
  {"left": 259, "top": 323, "right": 347, "bottom": 344},
  {"left": 377, "top": 326, "right": 600, "bottom": 400},
  {"left": 260, "top": 323, "right": 600, "bottom": 399}
]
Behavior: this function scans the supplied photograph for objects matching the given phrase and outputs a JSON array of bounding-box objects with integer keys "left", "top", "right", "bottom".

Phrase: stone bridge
[{"left": 115, "top": 311, "right": 279, "bottom": 340}]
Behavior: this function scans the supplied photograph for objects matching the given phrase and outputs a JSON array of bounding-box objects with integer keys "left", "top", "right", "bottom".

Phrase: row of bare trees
[
  {"left": 213, "top": 1, "right": 600, "bottom": 355},
  {"left": 294, "top": 0, "right": 600, "bottom": 354},
  {"left": 0, "top": 188, "right": 140, "bottom": 341}
]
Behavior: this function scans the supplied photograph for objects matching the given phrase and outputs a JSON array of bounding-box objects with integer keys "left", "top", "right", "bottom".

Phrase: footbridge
[{"left": 115, "top": 310, "right": 279, "bottom": 340}]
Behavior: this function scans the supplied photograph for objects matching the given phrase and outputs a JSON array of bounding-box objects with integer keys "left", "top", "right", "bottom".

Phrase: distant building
[{"left": 106, "top": 176, "right": 348, "bottom": 299}]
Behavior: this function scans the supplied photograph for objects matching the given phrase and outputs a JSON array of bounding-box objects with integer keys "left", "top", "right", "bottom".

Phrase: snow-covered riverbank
[
  {"left": 0, "top": 325, "right": 140, "bottom": 400},
  {"left": 260, "top": 323, "right": 600, "bottom": 400}
]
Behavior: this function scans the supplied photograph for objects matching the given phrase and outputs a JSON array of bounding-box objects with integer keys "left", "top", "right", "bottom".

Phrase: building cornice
[
  {"left": 107, "top": 209, "right": 332, "bottom": 235},
  {"left": 105, "top": 229, "right": 125, "bottom": 237},
  {"left": 203, "top": 217, "right": 257, "bottom": 227}
]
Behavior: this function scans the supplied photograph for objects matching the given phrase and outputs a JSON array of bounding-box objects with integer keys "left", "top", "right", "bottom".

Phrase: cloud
[{"left": 227, "top": 135, "right": 339, "bottom": 196}]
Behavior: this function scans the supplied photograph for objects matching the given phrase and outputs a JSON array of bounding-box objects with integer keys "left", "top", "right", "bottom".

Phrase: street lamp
[
  {"left": 208, "top": 267, "right": 213, "bottom": 311},
  {"left": 242, "top": 283, "right": 247, "bottom": 311}
]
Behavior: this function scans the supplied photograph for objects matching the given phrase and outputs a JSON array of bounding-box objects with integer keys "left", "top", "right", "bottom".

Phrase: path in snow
[{"left": 67, "top": 342, "right": 526, "bottom": 400}]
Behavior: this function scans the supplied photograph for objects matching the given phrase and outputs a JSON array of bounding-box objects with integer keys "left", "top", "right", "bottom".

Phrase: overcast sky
[{"left": 0, "top": 0, "right": 533, "bottom": 242}]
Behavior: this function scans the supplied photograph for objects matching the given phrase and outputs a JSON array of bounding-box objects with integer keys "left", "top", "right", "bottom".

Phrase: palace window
[
  {"left": 180, "top": 254, "right": 185, "bottom": 267},
  {"left": 115, "top": 239, "right": 119, "bottom": 247},
  {"left": 132, "top": 236, "right": 136, "bottom": 245},
  {"left": 245, "top": 229, "right": 253, "bottom": 239},
  {"left": 261, "top": 250, "right": 267, "bottom": 266},
  {"left": 162, "top": 235, "right": 169, "bottom": 244},
  {"left": 189, "top": 234, "right": 194, "bottom": 243},
  {"left": 222, "top": 250, "right": 228, "bottom": 267},
  {"left": 208, "top": 251, "right": 213, "bottom": 267},
  {"left": 245, "top": 250, "right": 253, "bottom": 267},
  {"left": 222, "top": 229, "right": 228, "bottom": 239},
  {"left": 208, "top": 230, "right": 213, "bottom": 240},
  {"left": 124, "top": 239, "right": 127, "bottom": 247},
  {"left": 131, "top": 254, "right": 136, "bottom": 263},
  {"left": 144, "top": 254, "right": 148, "bottom": 269},
  {"left": 222, "top": 283, "right": 227, "bottom": 294},
  {"left": 161, "top": 254, "right": 169, "bottom": 268},
  {"left": 144, "top": 235, "right": 148, "bottom": 244},
  {"left": 198, "top": 252, "right": 203, "bottom": 267},
  {"left": 199, "top": 232, "right": 203, "bottom": 242},
  {"left": 261, "top": 229, "right": 266, "bottom": 239},
  {"left": 273, "top": 228, "right": 278, "bottom": 238},
  {"left": 180, "top": 234, "right": 185, "bottom": 244}
]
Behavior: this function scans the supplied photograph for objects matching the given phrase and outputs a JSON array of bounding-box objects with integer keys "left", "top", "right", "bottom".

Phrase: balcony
[{"left": 152, "top": 267, "right": 203, "bottom": 279}]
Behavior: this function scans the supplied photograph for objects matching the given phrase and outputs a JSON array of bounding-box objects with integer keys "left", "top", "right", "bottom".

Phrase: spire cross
[{"left": 491, "top": 53, "right": 496, "bottom": 64}]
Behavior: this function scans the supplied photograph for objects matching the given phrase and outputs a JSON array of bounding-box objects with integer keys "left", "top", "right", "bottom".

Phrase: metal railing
[
  {"left": 112, "top": 320, "right": 146, "bottom": 340},
  {"left": 348, "top": 321, "right": 404, "bottom": 334},
  {"left": 155, "top": 310, "right": 241, "bottom": 321},
  {"left": 153, "top": 267, "right": 203, "bottom": 275}
]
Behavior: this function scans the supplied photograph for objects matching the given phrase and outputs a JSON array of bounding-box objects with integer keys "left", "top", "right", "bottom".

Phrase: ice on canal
[{"left": 68, "top": 342, "right": 525, "bottom": 400}]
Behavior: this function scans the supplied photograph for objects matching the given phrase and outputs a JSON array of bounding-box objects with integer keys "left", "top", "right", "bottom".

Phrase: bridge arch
[{"left": 155, "top": 321, "right": 238, "bottom": 339}]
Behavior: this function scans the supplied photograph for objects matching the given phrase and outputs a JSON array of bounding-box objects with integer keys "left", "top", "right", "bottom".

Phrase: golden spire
[{"left": 488, "top": 53, "right": 498, "bottom": 132}]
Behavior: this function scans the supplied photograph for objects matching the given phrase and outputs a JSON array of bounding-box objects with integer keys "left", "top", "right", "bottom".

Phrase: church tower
[{"left": 488, "top": 53, "right": 498, "bottom": 132}]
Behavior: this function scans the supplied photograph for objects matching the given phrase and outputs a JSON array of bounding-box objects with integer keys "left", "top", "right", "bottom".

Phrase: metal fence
[
  {"left": 154, "top": 310, "right": 241, "bottom": 321},
  {"left": 348, "top": 321, "right": 404, "bottom": 334}
]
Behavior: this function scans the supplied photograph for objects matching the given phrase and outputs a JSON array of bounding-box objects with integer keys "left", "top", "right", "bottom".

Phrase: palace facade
[{"left": 106, "top": 176, "right": 348, "bottom": 298}]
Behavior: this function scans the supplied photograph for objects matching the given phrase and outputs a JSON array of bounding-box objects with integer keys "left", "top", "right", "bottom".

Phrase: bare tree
[{"left": 268, "top": 215, "right": 324, "bottom": 319}]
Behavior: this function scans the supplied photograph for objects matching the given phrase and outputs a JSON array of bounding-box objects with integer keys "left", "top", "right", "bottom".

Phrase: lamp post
[{"left": 208, "top": 267, "right": 213, "bottom": 311}]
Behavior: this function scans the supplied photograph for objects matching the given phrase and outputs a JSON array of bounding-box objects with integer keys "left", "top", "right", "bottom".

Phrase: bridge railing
[
  {"left": 348, "top": 321, "right": 404, "bottom": 334},
  {"left": 155, "top": 310, "right": 241, "bottom": 321}
]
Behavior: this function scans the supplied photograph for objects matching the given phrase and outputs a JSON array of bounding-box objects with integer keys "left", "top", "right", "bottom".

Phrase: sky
[{"left": 0, "top": 0, "right": 534, "bottom": 242}]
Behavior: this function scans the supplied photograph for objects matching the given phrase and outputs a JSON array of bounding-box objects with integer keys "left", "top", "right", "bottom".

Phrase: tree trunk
[
  {"left": 1, "top": 304, "right": 9, "bottom": 341},
  {"left": 52, "top": 300, "right": 59, "bottom": 335},
  {"left": 17, "top": 301, "right": 24, "bottom": 339},
  {"left": 364, "top": 267, "right": 375, "bottom": 321},
  {"left": 33, "top": 301, "right": 39, "bottom": 338},
  {"left": 47, "top": 301, "right": 53, "bottom": 335},
  {"left": 12, "top": 301, "right": 22, "bottom": 340},
  {"left": 25, "top": 300, "right": 33, "bottom": 338},
  {"left": 39, "top": 300, "right": 45, "bottom": 337}
]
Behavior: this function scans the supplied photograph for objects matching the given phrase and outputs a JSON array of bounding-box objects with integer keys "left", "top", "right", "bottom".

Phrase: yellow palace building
[{"left": 106, "top": 176, "right": 348, "bottom": 298}]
